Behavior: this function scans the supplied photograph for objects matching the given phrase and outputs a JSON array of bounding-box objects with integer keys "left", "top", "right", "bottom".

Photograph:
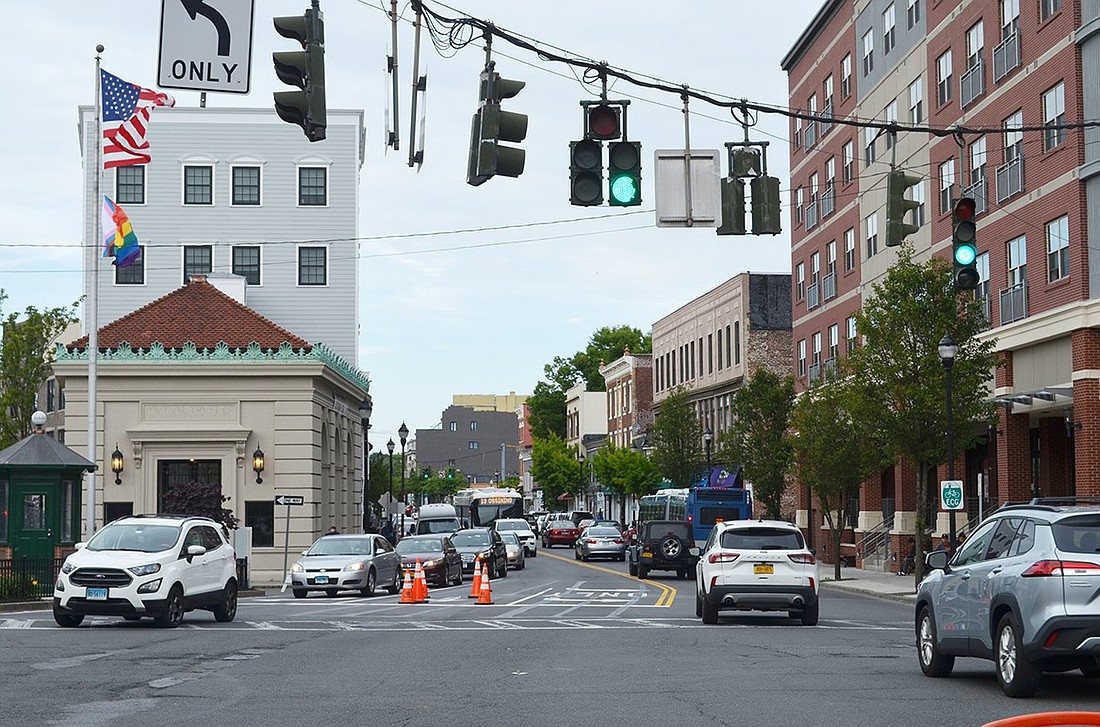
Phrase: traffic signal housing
[
  {"left": 272, "top": 9, "right": 326, "bottom": 142},
  {"left": 716, "top": 178, "right": 747, "bottom": 235},
  {"left": 750, "top": 176, "right": 782, "bottom": 235},
  {"left": 608, "top": 141, "right": 642, "bottom": 206},
  {"left": 569, "top": 139, "right": 603, "bottom": 206},
  {"left": 885, "top": 169, "right": 922, "bottom": 246},
  {"left": 952, "top": 197, "right": 979, "bottom": 290},
  {"left": 467, "top": 65, "right": 528, "bottom": 186}
]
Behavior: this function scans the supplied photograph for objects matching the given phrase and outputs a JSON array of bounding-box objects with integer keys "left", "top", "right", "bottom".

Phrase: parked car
[
  {"left": 569, "top": 510, "right": 594, "bottom": 527},
  {"left": 695, "top": 519, "right": 818, "bottom": 626},
  {"left": 500, "top": 532, "right": 526, "bottom": 570},
  {"left": 542, "top": 520, "right": 581, "bottom": 548},
  {"left": 916, "top": 499, "right": 1100, "bottom": 697},
  {"left": 289, "top": 534, "right": 402, "bottom": 598},
  {"left": 52, "top": 514, "right": 238, "bottom": 628},
  {"left": 450, "top": 528, "right": 509, "bottom": 579},
  {"left": 627, "top": 520, "right": 698, "bottom": 579},
  {"left": 494, "top": 517, "right": 538, "bottom": 557},
  {"left": 394, "top": 534, "right": 463, "bottom": 587},
  {"left": 575, "top": 526, "right": 627, "bottom": 562},
  {"left": 577, "top": 518, "right": 596, "bottom": 532}
]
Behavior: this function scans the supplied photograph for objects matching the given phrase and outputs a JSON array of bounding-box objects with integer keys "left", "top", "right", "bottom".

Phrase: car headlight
[
  {"left": 55, "top": 579, "right": 64, "bottom": 592},
  {"left": 478, "top": 550, "right": 492, "bottom": 561},
  {"left": 422, "top": 560, "right": 437, "bottom": 568},
  {"left": 137, "top": 579, "right": 162, "bottom": 594},
  {"left": 60, "top": 561, "right": 75, "bottom": 575},
  {"left": 344, "top": 562, "right": 365, "bottom": 572},
  {"left": 128, "top": 563, "right": 162, "bottom": 577},
  {"left": 290, "top": 563, "right": 304, "bottom": 574}
]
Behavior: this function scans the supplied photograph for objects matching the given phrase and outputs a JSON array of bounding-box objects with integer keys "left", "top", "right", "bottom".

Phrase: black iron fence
[{"left": 0, "top": 558, "right": 63, "bottom": 600}]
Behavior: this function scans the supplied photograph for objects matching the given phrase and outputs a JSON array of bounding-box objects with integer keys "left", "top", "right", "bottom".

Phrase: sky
[{"left": 2, "top": 0, "right": 824, "bottom": 448}]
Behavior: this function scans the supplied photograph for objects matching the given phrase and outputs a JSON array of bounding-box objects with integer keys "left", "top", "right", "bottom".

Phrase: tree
[
  {"left": 650, "top": 386, "right": 703, "bottom": 489},
  {"left": 847, "top": 245, "right": 998, "bottom": 584},
  {"left": 571, "top": 325, "right": 651, "bottom": 391},
  {"left": 591, "top": 443, "right": 662, "bottom": 524},
  {"left": 161, "top": 481, "right": 240, "bottom": 533},
  {"left": 409, "top": 467, "right": 464, "bottom": 502},
  {"left": 527, "top": 380, "right": 567, "bottom": 439},
  {"left": 716, "top": 369, "right": 795, "bottom": 520},
  {"left": 0, "top": 299, "right": 79, "bottom": 447},
  {"left": 530, "top": 433, "right": 582, "bottom": 507},
  {"left": 791, "top": 373, "right": 886, "bottom": 580}
]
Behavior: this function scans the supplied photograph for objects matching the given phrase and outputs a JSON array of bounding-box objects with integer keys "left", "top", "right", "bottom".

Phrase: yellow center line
[{"left": 540, "top": 551, "right": 678, "bottom": 606}]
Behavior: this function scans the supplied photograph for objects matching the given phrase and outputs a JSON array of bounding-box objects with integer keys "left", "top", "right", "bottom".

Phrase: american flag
[{"left": 100, "top": 70, "right": 175, "bottom": 169}]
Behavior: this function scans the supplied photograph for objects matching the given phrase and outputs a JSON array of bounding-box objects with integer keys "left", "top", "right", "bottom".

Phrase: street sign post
[
  {"left": 158, "top": 0, "right": 255, "bottom": 94},
  {"left": 275, "top": 494, "right": 305, "bottom": 506},
  {"left": 940, "top": 480, "right": 965, "bottom": 511},
  {"left": 275, "top": 493, "right": 305, "bottom": 591}
]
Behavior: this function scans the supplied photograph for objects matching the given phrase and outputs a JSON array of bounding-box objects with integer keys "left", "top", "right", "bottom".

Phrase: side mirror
[
  {"left": 186, "top": 544, "right": 206, "bottom": 562},
  {"left": 688, "top": 547, "right": 701, "bottom": 558},
  {"left": 926, "top": 550, "right": 949, "bottom": 571},
  {"left": 75, "top": 542, "right": 87, "bottom": 550},
  {"left": 301, "top": 550, "right": 309, "bottom": 556}
]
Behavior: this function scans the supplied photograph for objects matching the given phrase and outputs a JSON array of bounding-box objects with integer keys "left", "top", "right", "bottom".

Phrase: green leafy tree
[
  {"left": 650, "top": 386, "right": 703, "bottom": 489},
  {"left": 161, "top": 481, "right": 240, "bottom": 533},
  {"left": 368, "top": 451, "right": 401, "bottom": 513},
  {"left": 716, "top": 369, "right": 795, "bottom": 520},
  {"left": 571, "top": 325, "right": 652, "bottom": 391},
  {"left": 0, "top": 298, "right": 79, "bottom": 447},
  {"left": 411, "top": 468, "right": 464, "bottom": 502},
  {"left": 791, "top": 373, "right": 886, "bottom": 580},
  {"left": 591, "top": 443, "right": 662, "bottom": 524},
  {"left": 530, "top": 433, "right": 583, "bottom": 506},
  {"left": 527, "top": 380, "right": 567, "bottom": 439},
  {"left": 847, "top": 245, "right": 998, "bottom": 584}
]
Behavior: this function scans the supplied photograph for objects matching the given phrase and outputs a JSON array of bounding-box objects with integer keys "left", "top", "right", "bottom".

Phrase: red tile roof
[{"left": 66, "top": 276, "right": 313, "bottom": 353}]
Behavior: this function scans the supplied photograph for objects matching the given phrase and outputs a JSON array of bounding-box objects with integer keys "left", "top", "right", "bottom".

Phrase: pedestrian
[
  {"left": 934, "top": 534, "right": 949, "bottom": 552},
  {"left": 380, "top": 520, "right": 395, "bottom": 545},
  {"left": 897, "top": 545, "right": 915, "bottom": 576}
]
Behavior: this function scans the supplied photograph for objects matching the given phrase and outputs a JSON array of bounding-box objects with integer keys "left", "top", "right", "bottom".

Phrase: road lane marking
[{"left": 541, "top": 551, "right": 678, "bottom": 607}]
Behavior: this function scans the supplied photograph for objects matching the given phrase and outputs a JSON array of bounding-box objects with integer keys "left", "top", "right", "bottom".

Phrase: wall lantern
[
  {"left": 252, "top": 447, "right": 265, "bottom": 484},
  {"left": 111, "top": 444, "right": 124, "bottom": 485}
]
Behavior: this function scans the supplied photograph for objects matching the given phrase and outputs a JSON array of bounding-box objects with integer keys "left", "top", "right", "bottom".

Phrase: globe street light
[
  {"left": 398, "top": 422, "right": 409, "bottom": 541},
  {"left": 938, "top": 332, "right": 959, "bottom": 551},
  {"left": 703, "top": 425, "right": 714, "bottom": 474}
]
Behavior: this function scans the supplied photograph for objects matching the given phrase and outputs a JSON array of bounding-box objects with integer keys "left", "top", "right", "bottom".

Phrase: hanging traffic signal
[
  {"left": 272, "top": 7, "right": 326, "bottom": 142},
  {"left": 716, "top": 178, "right": 747, "bottom": 235},
  {"left": 885, "top": 169, "right": 922, "bottom": 246},
  {"left": 750, "top": 176, "right": 782, "bottom": 235},
  {"left": 467, "top": 63, "right": 527, "bottom": 186},
  {"left": 952, "top": 197, "right": 979, "bottom": 290},
  {"left": 569, "top": 139, "right": 603, "bottom": 206},
  {"left": 586, "top": 104, "right": 621, "bottom": 141},
  {"left": 608, "top": 141, "right": 642, "bottom": 206}
]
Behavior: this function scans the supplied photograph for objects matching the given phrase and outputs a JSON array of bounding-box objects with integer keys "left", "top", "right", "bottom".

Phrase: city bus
[
  {"left": 452, "top": 487, "right": 524, "bottom": 528},
  {"left": 637, "top": 467, "right": 753, "bottom": 545}
]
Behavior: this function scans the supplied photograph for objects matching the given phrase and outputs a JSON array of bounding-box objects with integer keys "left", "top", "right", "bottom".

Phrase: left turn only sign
[{"left": 158, "top": 0, "right": 255, "bottom": 94}]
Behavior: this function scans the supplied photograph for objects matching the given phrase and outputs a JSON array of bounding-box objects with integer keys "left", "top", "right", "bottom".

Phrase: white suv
[
  {"left": 53, "top": 514, "right": 238, "bottom": 628},
  {"left": 695, "top": 519, "right": 820, "bottom": 626},
  {"left": 493, "top": 518, "right": 538, "bottom": 557}
]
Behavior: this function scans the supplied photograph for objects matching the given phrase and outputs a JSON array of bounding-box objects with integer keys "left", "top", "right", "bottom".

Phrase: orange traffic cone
[
  {"left": 467, "top": 559, "right": 483, "bottom": 598},
  {"left": 476, "top": 562, "right": 493, "bottom": 605},
  {"left": 413, "top": 559, "right": 429, "bottom": 603},
  {"left": 398, "top": 568, "right": 415, "bottom": 604}
]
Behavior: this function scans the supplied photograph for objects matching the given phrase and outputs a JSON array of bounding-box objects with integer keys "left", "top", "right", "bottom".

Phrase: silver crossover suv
[{"left": 915, "top": 499, "right": 1100, "bottom": 697}]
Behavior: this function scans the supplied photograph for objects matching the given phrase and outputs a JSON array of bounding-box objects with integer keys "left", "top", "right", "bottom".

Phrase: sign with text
[
  {"left": 940, "top": 480, "right": 964, "bottom": 511},
  {"left": 275, "top": 495, "right": 305, "bottom": 506},
  {"left": 158, "top": 0, "right": 255, "bottom": 93}
]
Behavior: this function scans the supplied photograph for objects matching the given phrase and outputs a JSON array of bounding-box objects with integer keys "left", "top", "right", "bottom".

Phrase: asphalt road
[{"left": 1, "top": 547, "right": 1097, "bottom": 726}]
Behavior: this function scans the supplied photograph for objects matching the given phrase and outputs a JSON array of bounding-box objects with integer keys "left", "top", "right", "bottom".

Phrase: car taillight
[
  {"left": 1022, "top": 559, "right": 1100, "bottom": 577},
  {"left": 613, "top": 539, "right": 623, "bottom": 544},
  {"left": 708, "top": 552, "right": 739, "bottom": 564},
  {"left": 586, "top": 539, "right": 597, "bottom": 544},
  {"left": 788, "top": 553, "right": 816, "bottom": 565}
]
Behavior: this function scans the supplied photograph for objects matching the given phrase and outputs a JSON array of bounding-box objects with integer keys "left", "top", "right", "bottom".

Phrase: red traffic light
[
  {"left": 953, "top": 197, "right": 976, "bottom": 222},
  {"left": 587, "top": 104, "right": 621, "bottom": 140}
]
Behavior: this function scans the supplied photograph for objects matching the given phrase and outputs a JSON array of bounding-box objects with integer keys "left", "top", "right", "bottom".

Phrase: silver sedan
[
  {"left": 574, "top": 526, "right": 626, "bottom": 562},
  {"left": 289, "top": 534, "right": 403, "bottom": 598},
  {"left": 501, "top": 531, "right": 526, "bottom": 570}
]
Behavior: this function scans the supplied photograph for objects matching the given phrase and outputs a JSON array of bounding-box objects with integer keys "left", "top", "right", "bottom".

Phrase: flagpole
[{"left": 86, "top": 44, "right": 104, "bottom": 539}]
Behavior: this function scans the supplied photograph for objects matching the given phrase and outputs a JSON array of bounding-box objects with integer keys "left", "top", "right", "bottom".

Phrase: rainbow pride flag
[{"left": 102, "top": 196, "right": 141, "bottom": 268}]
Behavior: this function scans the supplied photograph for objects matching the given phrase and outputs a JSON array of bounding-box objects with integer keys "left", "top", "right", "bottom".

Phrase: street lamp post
[
  {"left": 398, "top": 422, "right": 409, "bottom": 541},
  {"left": 386, "top": 438, "right": 395, "bottom": 532},
  {"left": 703, "top": 425, "right": 714, "bottom": 474},
  {"left": 358, "top": 399, "right": 372, "bottom": 533},
  {"left": 939, "top": 333, "right": 959, "bottom": 551}
]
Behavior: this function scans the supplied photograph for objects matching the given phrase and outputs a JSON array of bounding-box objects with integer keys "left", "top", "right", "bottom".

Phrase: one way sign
[
  {"left": 274, "top": 495, "right": 305, "bottom": 506},
  {"left": 158, "top": 0, "right": 255, "bottom": 94}
]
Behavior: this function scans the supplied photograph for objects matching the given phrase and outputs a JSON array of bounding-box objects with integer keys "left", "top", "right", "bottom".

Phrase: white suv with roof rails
[
  {"left": 695, "top": 519, "right": 820, "bottom": 626},
  {"left": 53, "top": 514, "right": 238, "bottom": 628}
]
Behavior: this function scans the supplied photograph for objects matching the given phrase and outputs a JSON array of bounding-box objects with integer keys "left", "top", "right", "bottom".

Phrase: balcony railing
[
  {"left": 1000, "top": 281, "right": 1028, "bottom": 325},
  {"left": 993, "top": 31, "right": 1021, "bottom": 83},
  {"left": 807, "top": 282, "right": 820, "bottom": 310},
  {"left": 964, "top": 178, "right": 988, "bottom": 216},
  {"left": 980, "top": 294, "right": 992, "bottom": 327},
  {"left": 808, "top": 362, "right": 821, "bottom": 383},
  {"left": 823, "top": 272, "right": 837, "bottom": 300},
  {"left": 823, "top": 357, "right": 838, "bottom": 380},
  {"left": 960, "top": 59, "right": 985, "bottom": 108},
  {"left": 821, "top": 182, "right": 835, "bottom": 218},
  {"left": 996, "top": 156, "right": 1024, "bottom": 202},
  {"left": 804, "top": 119, "right": 818, "bottom": 151},
  {"left": 820, "top": 100, "right": 834, "bottom": 137},
  {"left": 805, "top": 200, "right": 819, "bottom": 231}
]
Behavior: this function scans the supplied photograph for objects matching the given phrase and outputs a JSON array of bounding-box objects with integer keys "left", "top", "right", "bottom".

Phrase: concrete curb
[
  {"left": 0, "top": 588, "right": 267, "bottom": 614},
  {"left": 821, "top": 579, "right": 917, "bottom": 606}
]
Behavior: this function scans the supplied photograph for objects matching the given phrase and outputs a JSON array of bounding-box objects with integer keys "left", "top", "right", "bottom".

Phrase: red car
[{"left": 542, "top": 520, "right": 580, "bottom": 548}]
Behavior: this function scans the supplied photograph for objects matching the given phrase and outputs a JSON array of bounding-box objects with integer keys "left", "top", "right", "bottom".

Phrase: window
[
  {"left": 116, "top": 166, "right": 145, "bottom": 205},
  {"left": 114, "top": 245, "right": 145, "bottom": 285},
  {"left": 798, "top": 339, "right": 807, "bottom": 377},
  {"left": 864, "top": 126, "right": 876, "bottom": 166},
  {"left": 936, "top": 50, "right": 953, "bottom": 105},
  {"left": 468, "top": 441, "right": 479, "bottom": 450},
  {"left": 708, "top": 333, "right": 713, "bottom": 374},
  {"left": 846, "top": 316, "right": 858, "bottom": 352},
  {"left": 470, "top": 421, "right": 478, "bottom": 432},
  {"left": 884, "top": 101, "right": 898, "bottom": 150},
  {"left": 865, "top": 213, "right": 879, "bottom": 258},
  {"left": 1001, "top": 0, "right": 1020, "bottom": 39},
  {"left": 806, "top": 94, "right": 818, "bottom": 148},
  {"left": 1007, "top": 235, "right": 1027, "bottom": 288},
  {"left": 810, "top": 251, "right": 821, "bottom": 288},
  {"left": 824, "top": 157, "right": 836, "bottom": 215},
  {"left": 1043, "top": 82, "right": 1065, "bottom": 150},
  {"left": 298, "top": 246, "right": 327, "bottom": 286},
  {"left": 183, "top": 245, "right": 212, "bottom": 283},
  {"left": 232, "top": 166, "right": 261, "bottom": 205},
  {"left": 826, "top": 239, "right": 837, "bottom": 278},
  {"left": 717, "top": 329, "right": 723, "bottom": 370},
  {"left": 726, "top": 324, "right": 732, "bottom": 366},
  {"left": 977, "top": 252, "right": 992, "bottom": 308},
  {"left": 828, "top": 324, "right": 839, "bottom": 360},
  {"left": 46, "top": 380, "right": 56, "bottom": 412},
  {"left": 796, "top": 262, "right": 805, "bottom": 300},
  {"left": 298, "top": 167, "right": 327, "bottom": 205},
  {"left": 823, "top": 75, "right": 834, "bottom": 112},
  {"left": 1041, "top": 0, "right": 1062, "bottom": 22},
  {"left": 913, "top": 180, "right": 926, "bottom": 226},
  {"left": 449, "top": 421, "right": 457, "bottom": 432},
  {"left": 844, "top": 228, "right": 856, "bottom": 271},
  {"left": 841, "top": 54, "right": 852, "bottom": 97},
  {"left": 883, "top": 4, "right": 896, "bottom": 55},
  {"left": 734, "top": 323, "right": 741, "bottom": 365},
  {"left": 812, "top": 332, "right": 822, "bottom": 368},
  {"left": 967, "top": 21, "right": 985, "bottom": 70},
  {"left": 907, "top": 0, "right": 920, "bottom": 29},
  {"left": 862, "top": 29, "right": 874, "bottom": 76},
  {"left": 1004, "top": 110, "right": 1023, "bottom": 164},
  {"left": 1047, "top": 215, "right": 1070, "bottom": 282},
  {"left": 183, "top": 165, "right": 213, "bottom": 205},
  {"left": 232, "top": 245, "right": 261, "bottom": 285},
  {"left": 909, "top": 78, "right": 923, "bottom": 124},
  {"left": 939, "top": 159, "right": 955, "bottom": 214},
  {"left": 245, "top": 501, "right": 275, "bottom": 547},
  {"left": 104, "top": 501, "right": 133, "bottom": 525},
  {"left": 970, "top": 137, "right": 987, "bottom": 191},
  {"left": 840, "top": 140, "right": 854, "bottom": 184},
  {"left": 795, "top": 186, "right": 804, "bottom": 224},
  {"left": 794, "top": 116, "right": 802, "bottom": 152}
]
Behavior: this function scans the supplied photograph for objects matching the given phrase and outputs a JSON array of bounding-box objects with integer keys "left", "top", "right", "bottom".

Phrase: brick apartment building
[{"left": 783, "top": 0, "right": 1100, "bottom": 567}]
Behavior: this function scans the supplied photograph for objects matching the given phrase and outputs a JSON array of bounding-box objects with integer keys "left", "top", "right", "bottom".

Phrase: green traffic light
[
  {"left": 609, "top": 173, "right": 639, "bottom": 205},
  {"left": 954, "top": 243, "right": 977, "bottom": 266}
]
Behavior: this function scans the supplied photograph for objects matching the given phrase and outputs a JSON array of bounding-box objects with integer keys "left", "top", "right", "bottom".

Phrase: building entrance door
[
  {"left": 10, "top": 482, "right": 55, "bottom": 560},
  {"left": 157, "top": 460, "right": 222, "bottom": 511}
]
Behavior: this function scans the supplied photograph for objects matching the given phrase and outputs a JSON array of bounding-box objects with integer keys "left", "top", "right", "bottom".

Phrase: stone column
[{"left": 1072, "top": 329, "right": 1100, "bottom": 497}]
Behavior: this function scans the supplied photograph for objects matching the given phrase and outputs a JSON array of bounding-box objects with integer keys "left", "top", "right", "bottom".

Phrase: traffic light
[
  {"left": 608, "top": 141, "right": 642, "bottom": 206},
  {"left": 586, "top": 104, "right": 621, "bottom": 141},
  {"left": 569, "top": 139, "right": 603, "bottom": 206},
  {"left": 885, "top": 169, "right": 922, "bottom": 247},
  {"left": 272, "top": 7, "right": 326, "bottom": 142},
  {"left": 467, "top": 63, "right": 527, "bottom": 186},
  {"left": 952, "top": 197, "right": 979, "bottom": 290},
  {"left": 750, "top": 176, "right": 782, "bottom": 235},
  {"left": 716, "top": 178, "right": 747, "bottom": 235}
]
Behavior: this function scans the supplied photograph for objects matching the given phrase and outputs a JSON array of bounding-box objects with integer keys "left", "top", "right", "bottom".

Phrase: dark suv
[
  {"left": 627, "top": 520, "right": 698, "bottom": 579},
  {"left": 915, "top": 498, "right": 1100, "bottom": 697}
]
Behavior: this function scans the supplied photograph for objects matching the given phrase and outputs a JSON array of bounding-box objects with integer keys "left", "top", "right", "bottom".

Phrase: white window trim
[
  {"left": 231, "top": 244, "right": 263, "bottom": 287},
  {"left": 181, "top": 244, "right": 214, "bottom": 284},
  {"left": 296, "top": 243, "right": 330, "bottom": 287},
  {"left": 112, "top": 244, "right": 147, "bottom": 286},
  {"left": 229, "top": 158, "right": 265, "bottom": 207},
  {"left": 180, "top": 157, "right": 217, "bottom": 207},
  {"left": 114, "top": 167, "right": 147, "bottom": 207},
  {"left": 295, "top": 157, "right": 333, "bottom": 208}
]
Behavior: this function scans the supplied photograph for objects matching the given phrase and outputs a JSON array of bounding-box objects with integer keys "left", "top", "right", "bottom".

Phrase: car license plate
[
  {"left": 642, "top": 552, "right": 653, "bottom": 558},
  {"left": 754, "top": 564, "right": 774, "bottom": 575},
  {"left": 86, "top": 587, "right": 108, "bottom": 600},
  {"left": 315, "top": 575, "right": 329, "bottom": 585}
]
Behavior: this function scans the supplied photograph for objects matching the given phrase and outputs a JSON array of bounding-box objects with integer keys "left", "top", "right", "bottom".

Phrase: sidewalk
[
  {"left": 820, "top": 566, "right": 919, "bottom": 604},
  {"left": 0, "top": 587, "right": 267, "bottom": 615}
]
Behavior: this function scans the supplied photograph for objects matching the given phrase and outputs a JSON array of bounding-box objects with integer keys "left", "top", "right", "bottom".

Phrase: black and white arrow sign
[
  {"left": 158, "top": 0, "right": 254, "bottom": 94},
  {"left": 275, "top": 495, "right": 305, "bottom": 506}
]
